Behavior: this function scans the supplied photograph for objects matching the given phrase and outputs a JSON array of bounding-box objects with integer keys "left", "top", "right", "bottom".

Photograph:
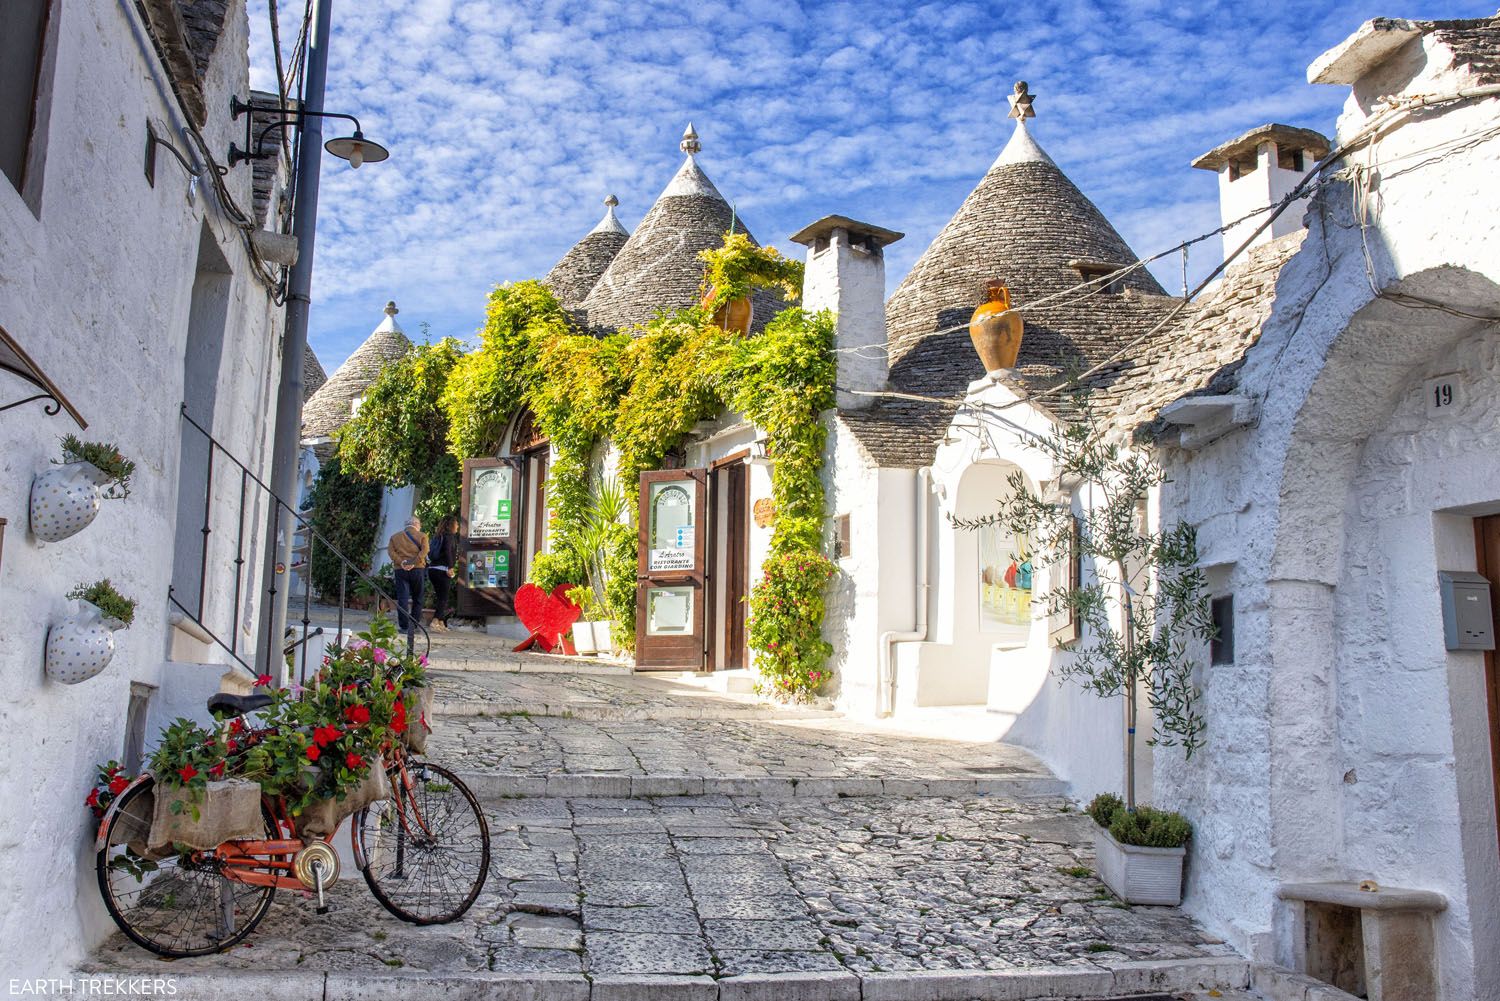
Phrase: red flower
[
  {"left": 209, "top": 761, "right": 226, "bottom": 779},
  {"left": 226, "top": 738, "right": 239, "bottom": 752},
  {"left": 391, "top": 699, "right": 407, "bottom": 734},
  {"left": 108, "top": 775, "right": 129, "bottom": 796},
  {"left": 178, "top": 764, "right": 198, "bottom": 783},
  {"left": 343, "top": 704, "right": 371, "bottom": 726},
  {"left": 85, "top": 788, "right": 100, "bottom": 808},
  {"left": 345, "top": 751, "right": 365, "bottom": 770},
  {"left": 384, "top": 679, "right": 396, "bottom": 692},
  {"left": 255, "top": 673, "right": 272, "bottom": 687},
  {"left": 313, "top": 725, "right": 342, "bottom": 748},
  {"left": 305, "top": 745, "right": 321, "bottom": 762},
  {"left": 228, "top": 718, "right": 245, "bottom": 736}
]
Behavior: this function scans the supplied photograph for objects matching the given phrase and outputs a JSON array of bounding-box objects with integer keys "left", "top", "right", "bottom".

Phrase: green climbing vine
[{"left": 426, "top": 235, "right": 835, "bottom": 699}]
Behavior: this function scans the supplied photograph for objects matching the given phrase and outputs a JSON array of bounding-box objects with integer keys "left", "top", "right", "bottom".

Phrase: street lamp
[{"left": 227, "top": 96, "right": 389, "bottom": 169}]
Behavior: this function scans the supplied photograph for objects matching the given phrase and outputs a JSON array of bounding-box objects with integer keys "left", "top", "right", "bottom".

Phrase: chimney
[
  {"left": 1192, "top": 124, "right": 1331, "bottom": 264},
  {"left": 789, "top": 215, "right": 904, "bottom": 412}
]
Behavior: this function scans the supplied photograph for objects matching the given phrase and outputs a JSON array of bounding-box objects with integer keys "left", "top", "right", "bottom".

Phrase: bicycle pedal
[{"left": 316, "top": 903, "right": 334, "bottom": 915}]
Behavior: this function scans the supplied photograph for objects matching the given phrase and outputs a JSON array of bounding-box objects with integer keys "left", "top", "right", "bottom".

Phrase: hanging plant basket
[
  {"left": 45, "top": 599, "right": 128, "bottom": 685},
  {"left": 148, "top": 779, "right": 264, "bottom": 853},
  {"left": 29, "top": 461, "right": 112, "bottom": 543}
]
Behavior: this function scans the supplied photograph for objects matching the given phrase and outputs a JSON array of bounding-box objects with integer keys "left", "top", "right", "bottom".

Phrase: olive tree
[{"left": 955, "top": 400, "right": 1213, "bottom": 809}]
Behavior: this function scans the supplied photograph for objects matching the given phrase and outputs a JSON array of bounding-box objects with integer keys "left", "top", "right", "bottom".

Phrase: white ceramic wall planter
[
  {"left": 45, "top": 599, "right": 127, "bottom": 684},
  {"left": 30, "top": 461, "right": 112, "bottom": 542},
  {"left": 1092, "top": 824, "right": 1186, "bottom": 906}
]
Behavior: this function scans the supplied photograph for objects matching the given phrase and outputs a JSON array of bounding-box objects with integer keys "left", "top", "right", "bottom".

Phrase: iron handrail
[{"left": 175, "top": 404, "right": 430, "bottom": 684}]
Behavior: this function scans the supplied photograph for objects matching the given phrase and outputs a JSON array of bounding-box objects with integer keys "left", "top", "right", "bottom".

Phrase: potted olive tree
[{"left": 954, "top": 396, "right": 1213, "bottom": 905}]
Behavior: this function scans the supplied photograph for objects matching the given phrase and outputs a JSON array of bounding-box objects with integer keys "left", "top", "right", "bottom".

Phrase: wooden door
[
  {"left": 723, "top": 461, "right": 750, "bottom": 670},
  {"left": 1475, "top": 515, "right": 1500, "bottom": 854},
  {"left": 635, "top": 469, "right": 708, "bottom": 669}
]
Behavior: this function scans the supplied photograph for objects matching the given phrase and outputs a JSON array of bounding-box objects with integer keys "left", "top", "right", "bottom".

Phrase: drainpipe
[{"left": 878, "top": 467, "right": 931, "bottom": 717}]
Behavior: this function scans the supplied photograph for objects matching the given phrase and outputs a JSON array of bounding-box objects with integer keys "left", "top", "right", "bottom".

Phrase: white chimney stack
[
  {"left": 789, "top": 215, "right": 904, "bottom": 412},
  {"left": 1192, "top": 124, "right": 1331, "bottom": 264}
]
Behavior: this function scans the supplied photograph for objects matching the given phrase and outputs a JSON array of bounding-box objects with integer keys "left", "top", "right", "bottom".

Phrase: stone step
[
  {"left": 452, "top": 769, "right": 1068, "bottom": 801},
  {"left": 76, "top": 957, "right": 1253, "bottom": 1001},
  {"left": 429, "top": 655, "right": 635, "bottom": 676},
  {"left": 433, "top": 698, "right": 837, "bottom": 721}
]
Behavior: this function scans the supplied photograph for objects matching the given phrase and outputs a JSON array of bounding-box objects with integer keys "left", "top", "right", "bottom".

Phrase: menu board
[{"left": 468, "top": 466, "right": 514, "bottom": 541}]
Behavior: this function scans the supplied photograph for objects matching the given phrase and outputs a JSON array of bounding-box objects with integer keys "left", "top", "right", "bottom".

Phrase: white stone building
[{"left": 0, "top": 0, "right": 296, "bottom": 976}]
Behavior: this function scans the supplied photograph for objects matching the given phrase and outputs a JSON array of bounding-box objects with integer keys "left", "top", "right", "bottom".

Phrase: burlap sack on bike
[
  {"left": 402, "top": 686, "right": 434, "bottom": 755},
  {"left": 147, "top": 779, "right": 263, "bottom": 853},
  {"left": 113, "top": 785, "right": 170, "bottom": 860},
  {"left": 295, "top": 757, "right": 391, "bottom": 837}
]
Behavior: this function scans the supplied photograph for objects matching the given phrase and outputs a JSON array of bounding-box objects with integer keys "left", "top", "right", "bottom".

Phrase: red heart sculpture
[{"left": 513, "top": 583, "right": 582, "bottom": 654}]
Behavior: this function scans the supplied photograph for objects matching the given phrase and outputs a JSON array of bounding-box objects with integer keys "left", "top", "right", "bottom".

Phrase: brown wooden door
[
  {"left": 1475, "top": 515, "right": 1500, "bottom": 855},
  {"left": 635, "top": 469, "right": 708, "bottom": 669},
  {"left": 723, "top": 461, "right": 750, "bottom": 670}
]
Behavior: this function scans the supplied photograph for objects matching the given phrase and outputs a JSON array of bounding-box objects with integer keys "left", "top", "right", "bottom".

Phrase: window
[
  {"left": 1, "top": 0, "right": 51, "bottom": 193},
  {"left": 1227, "top": 153, "right": 1258, "bottom": 182},
  {"left": 1071, "top": 261, "right": 1123, "bottom": 294},
  {"left": 833, "top": 514, "right": 851, "bottom": 559},
  {"left": 1210, "top": 595, "right": 1234, "bottom": 664},
  {"left": 1277, "top": 145, "right": 1305, "bottom": 172},
  {"left": 123, "top": 684, "right": 154, "bottom": 774}
]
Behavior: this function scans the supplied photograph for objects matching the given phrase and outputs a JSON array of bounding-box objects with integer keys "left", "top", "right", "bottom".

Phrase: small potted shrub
[
  {"left": 46, "top": 579, "right": 136, "bottom": 685},
  {"left": 145, "top": 718, "right": 262, "bottom": 854},
  {"left": 566, "top": 585, "right": 606, "bottom": 655},
  {"left": 1087, "top": 793, "right": 1192, "bottom": 906},
  {"left": 30, "top": 436, "right": 136, "bottom": 542}
]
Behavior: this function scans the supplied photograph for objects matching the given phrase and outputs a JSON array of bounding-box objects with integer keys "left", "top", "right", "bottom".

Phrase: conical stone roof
[
  {"left": 545, "top": 195, "right": 631, "bottom": 309},
  {"left": 885, "top": 120, "right": 1169, "bottom": 395},
  {"left": 302, "top": 301, "right": 411, "bottom": 442},
  {"left": 302, "top": 347, "right": 328, "bottom": 402},
  {"left": 579, "top": 125, "right": 783, "bottom": 332}
]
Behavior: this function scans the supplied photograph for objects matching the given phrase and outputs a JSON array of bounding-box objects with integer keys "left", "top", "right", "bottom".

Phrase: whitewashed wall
[
  {"left": 1152, "top": 33, "right": 1500, "bottom": 999},
  {"left": 0, "top": 0, "right": 284, "bottom": 976}
]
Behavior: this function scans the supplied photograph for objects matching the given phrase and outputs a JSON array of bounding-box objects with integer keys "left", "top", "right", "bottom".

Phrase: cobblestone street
[{"left": 87, "top": 663, "right": 1256, "bottom": 999}]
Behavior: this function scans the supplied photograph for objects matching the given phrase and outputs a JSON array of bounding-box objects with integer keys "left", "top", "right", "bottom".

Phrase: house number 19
[{"left": 1425, "top": 375, "right": 1461, "bottom": 417}]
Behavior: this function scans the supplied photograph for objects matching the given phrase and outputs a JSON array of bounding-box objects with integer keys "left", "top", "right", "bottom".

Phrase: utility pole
[{"left": 256, "top": 0, "right": 332, "bottom": 679}]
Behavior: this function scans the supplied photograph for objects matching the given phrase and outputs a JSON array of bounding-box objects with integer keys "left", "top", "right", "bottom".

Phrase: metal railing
[{"left": 169, "top": 404, "right": 429, "bottom": 685}]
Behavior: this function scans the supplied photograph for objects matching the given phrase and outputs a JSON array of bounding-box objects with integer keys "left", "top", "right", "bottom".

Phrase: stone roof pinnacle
[
  {"left": 680, "top": 122, "right": 701, "bottom": 156},
  {"left": 1007, "top": 81, "right": 1036, "bottom": 120},
  {"left": 589, "top": 194, "right": 629, "bottom": 236}
]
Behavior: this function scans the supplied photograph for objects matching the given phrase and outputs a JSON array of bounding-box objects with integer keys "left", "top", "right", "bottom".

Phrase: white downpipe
[{"left": 878, "top": 467, "right": 931, "bottom": 717}]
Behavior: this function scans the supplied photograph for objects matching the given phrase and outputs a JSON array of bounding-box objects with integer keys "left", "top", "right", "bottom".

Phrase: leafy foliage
[
  {"left": 67, "top": 579, "right": 136, "bottom": 626},
  {"left": 1087, "top": 793, "right": 1192, "bottom": 848},
  {"left": 338, "top": 338, "right": 464, "bottom": 522},
  {"left": 59, "top": 435, "right": 135, "bottom": 498},
  {"left": 306, "top": 454, "right": 383, "bottom": 601},
  {"left": 952, "top": 395, "right": 1214, "bottom": 806},
  {"left": 699, "top": 232, "right": 804, "bottom": 309},
  {"left": 746, "top": 551, "right": 837, "bottom": 701}
]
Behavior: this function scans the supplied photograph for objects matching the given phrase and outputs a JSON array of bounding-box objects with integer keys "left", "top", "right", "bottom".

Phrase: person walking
[
  {"left": 427, "top": 515, "right": 459, "bottom": 630},
  {"left": 387, "top": 514, "right": 428, "bottom": 646}
]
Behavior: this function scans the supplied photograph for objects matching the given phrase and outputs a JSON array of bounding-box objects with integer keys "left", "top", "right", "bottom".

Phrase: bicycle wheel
[
  {"left": 357, "top": 759, "right": 489, "bottom": 924},
  {"left": 95, "top": 778, "right": 277, "bottom": 957}
]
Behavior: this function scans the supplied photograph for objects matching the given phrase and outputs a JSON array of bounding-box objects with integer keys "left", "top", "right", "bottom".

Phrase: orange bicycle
[{"left": 93, "top": 691, "right": 489, "bottom": 957}]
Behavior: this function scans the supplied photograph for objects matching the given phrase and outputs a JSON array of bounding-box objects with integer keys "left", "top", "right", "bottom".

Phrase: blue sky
[{"left": 248, "top": 1, "right": 1497, "bottom": 373}]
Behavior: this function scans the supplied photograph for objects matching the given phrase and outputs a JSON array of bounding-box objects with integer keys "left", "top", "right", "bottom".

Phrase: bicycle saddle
[{"left": 207, "top": 692, "right": 274, "bottom": 717}]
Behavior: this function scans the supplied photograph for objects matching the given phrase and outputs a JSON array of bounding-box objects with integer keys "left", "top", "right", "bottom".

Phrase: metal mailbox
[{"left": 1438, "top": 570, "right": 1495, "bottom": 651}]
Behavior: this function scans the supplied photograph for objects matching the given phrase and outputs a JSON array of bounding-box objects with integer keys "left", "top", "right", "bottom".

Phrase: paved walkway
[{"left": 85, "top": 665, "right": 1265, "bottom": 1000}]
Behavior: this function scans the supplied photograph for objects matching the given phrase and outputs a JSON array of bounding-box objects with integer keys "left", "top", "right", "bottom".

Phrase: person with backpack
[
  {"left": 427, "top": 515, "right": 459, "bottom": 630},
  {"left": 387, "top": 515, "right": 428, "bottom": 643}
]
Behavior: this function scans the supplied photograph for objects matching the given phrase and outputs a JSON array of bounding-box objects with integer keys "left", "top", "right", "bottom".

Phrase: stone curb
[
  {"left": 1252, "top": 962, "right": 1363, "bottom": 1001},
  {"left": 113, "top": 957, "right": 1251, "bottom": 1001},
  {"left": 455, "top": 771, "right": 1066, "bottom": 801}
]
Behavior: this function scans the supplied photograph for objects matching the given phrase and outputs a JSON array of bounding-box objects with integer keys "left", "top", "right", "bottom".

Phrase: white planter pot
[
  {"left": 571, "top": 621, "right": 598, "bottom": 656},
  {"left": 593, "top": 621, "right": 613, "bottom": 655},
  {"left": 1092, "top": 824, "right": 1186, "bottom": 906},
  {"left": 46, "top": 599, "right": 127, "bottom": 685},
  {"left": 30, "top": 461, "right": 112, "bottom": 542}
]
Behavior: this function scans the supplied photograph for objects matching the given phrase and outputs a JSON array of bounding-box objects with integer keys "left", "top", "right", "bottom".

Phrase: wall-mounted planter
[
  {"left": 30, "top": 461, "right": 112, "bottom": 542},
  {"left": 46, "top": 599, "right": 127, "bottom": 684},
  {"left": 1093, "top": 824, "right": 1186, "bottom": 906}
]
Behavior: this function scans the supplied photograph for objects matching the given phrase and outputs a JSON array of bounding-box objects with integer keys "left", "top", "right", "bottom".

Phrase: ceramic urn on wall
[
  {"left": 45, "top": 599, "right": 127, "bottom": 684},
  {"left": 30, "top": 461, "right": 113, "bottom": 542}
]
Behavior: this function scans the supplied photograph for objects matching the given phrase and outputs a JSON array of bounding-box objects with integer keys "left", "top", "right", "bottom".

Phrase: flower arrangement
[
  {"left": 148, "top": 718, "right": 233, "bottom": 820},
  {"left": 746, "top": 551, "right": 837, "bottom": 701},
  {"left": 85, "top": 760, "right": 134, "bottom": 817},
  {"left": 67, "top": 579, "right": 136, "bottom": 627},
  {"left": 58, "top": 435, "right": 135, "bottom": 498}
]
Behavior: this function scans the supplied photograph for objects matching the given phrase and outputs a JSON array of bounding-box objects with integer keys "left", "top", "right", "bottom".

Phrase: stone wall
[{"left": 0, "top": 0, "right": 284, "bottom": 975}]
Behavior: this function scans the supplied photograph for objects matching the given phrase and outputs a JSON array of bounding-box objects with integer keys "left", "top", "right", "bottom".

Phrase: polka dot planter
[
  {"left": 45, "top": 600, "right": 126, "bottom": 685},
  {"left": 30, "top": 461, "right": 113, "bottom": 543}
]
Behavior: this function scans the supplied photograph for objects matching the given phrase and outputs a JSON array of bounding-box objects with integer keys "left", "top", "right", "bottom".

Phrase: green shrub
[
  {"left": 67, "top": 579, "right": 136, "bottom": 626},
  {"left": 529, "top": 550, "right": 584, "bottom": 593},
  {"left": 307, "top": 455, "right": 383, "bottom": 601},
  {"left": 1087, "top": 793, "right": 1191, "bottom": 848},
  {"left": 59, "top": 435, "right": 135, "bottom": 498}
]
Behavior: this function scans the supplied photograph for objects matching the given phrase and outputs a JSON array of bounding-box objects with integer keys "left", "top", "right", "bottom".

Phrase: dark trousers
[
  {"left": 393, "top": 567, "right": 425, "bottom": 636},
  {"left": 427, "top": 568, "right": 452, "bottom": 624}
]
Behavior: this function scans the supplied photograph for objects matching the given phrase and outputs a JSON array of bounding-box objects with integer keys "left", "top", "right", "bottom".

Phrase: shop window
[{"left": 833, "top": 514, "right": 851, "bottom": 559}]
